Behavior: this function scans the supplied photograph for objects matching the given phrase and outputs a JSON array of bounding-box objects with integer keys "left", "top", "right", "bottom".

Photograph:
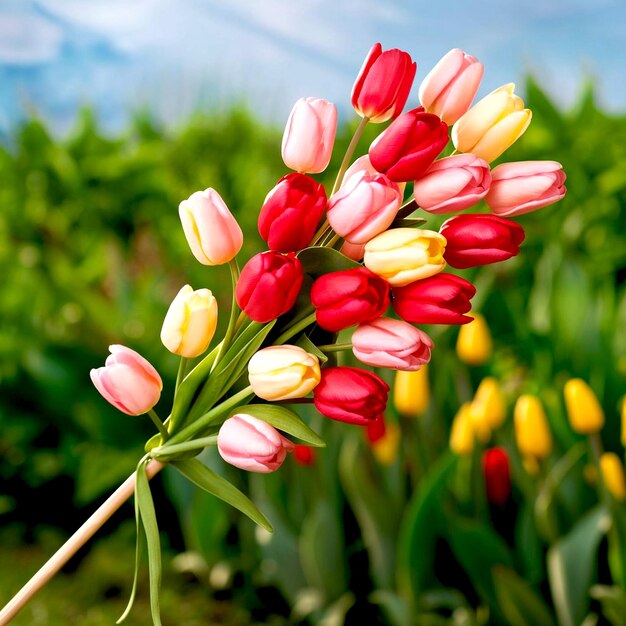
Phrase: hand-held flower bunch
[{"left": 0, "top": 43, "right": 567, "bottom": 626}]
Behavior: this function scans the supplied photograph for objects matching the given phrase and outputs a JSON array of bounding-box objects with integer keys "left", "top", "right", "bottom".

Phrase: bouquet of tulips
[{"left": 0, "top": 44, "right": 566, "bottom": 626}]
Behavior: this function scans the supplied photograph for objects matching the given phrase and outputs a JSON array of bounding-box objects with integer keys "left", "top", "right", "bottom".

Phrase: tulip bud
[
  {"left": 364, "top": 228, "right": 446, "bottom": 287},
  {"left": 564, "top": 379, "right": 605, "bottom": 435},
  {"left": 482, "top": 447, "right": 511, "bottom": 506},
  {"left": 450, "top": 403, "right": 474, "bottom": 456},
  {"left": 600, "top": 453, "right": 626, "bottom": 501},
  {"left": 456, "top": 313, "right": 492, "bottom": 365},
  {"left": 327, "top": 170, "right": 402, "bottom": 244},
  {"left": 258, "top": 173, "right": 327, "bottom": 252},
  {"left": 90, "top": 345, "right": 162, "bottom": 416},
  {"left": 236, "top": 251, "right": 303, "bottom": 323},
  {"left": 370, "top": 422, "right": 401, "bottom": 465},
  {"left": 352, "top": 317, "right": 433, "bottom": 371},
  {"left": 310, "top": 267, "right": 390, "bottom": 332},
  {"left": 160, "top": 285, "right": 218, "bottom": 358},
  {"left": 452, "top": 84, "right": 532, "bottom": 163},
  {"left": 413, "top": 154, "right": 491, "bottom": 215},
  {"left": 392, "top": 273, "right": 475, "bottom": 325},
  {"left": 485, "top": 161, "right": 566, "bottom": 217},
  {"left": 248, "top": 345, "right": 321, "bottom": 401},
  {"left": 393, "top": 366, "right": 430, "bottom": 417},
  {"left": 419, "top": 48, "right": 484, "bottom": 125},
  {"left": 282, "top": 97, "right": 337, "bottom": 174},
  {"left": 369, "top": 108, "right": 449, "bottom": 182},
  {"left": 179, "top": 188, "right": 243, "bottom": 265},
  {"left": 514, "top": 395, "right": 552, "bottom": 460},
  {"left": 351, "top": 43, "right": 416, "bottom": 123},
  {"left": 470, "top": 377, "right": 506, "bottom": 430},
  {"left": 313, "top": 366, "right": 389, "bottom": 425},
  {"left": 217, "top": 413, "right": 294, "bottom": 473},
  {"left": 294, "top": 445, "right": 316, "bottom": 466},
  {"left": 440, "top": 214, "right": 525, "bottom": 269}
]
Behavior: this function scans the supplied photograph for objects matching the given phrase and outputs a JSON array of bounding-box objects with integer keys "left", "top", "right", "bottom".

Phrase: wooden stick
[{"left": 0, "top": 459, "right": 165, "bottom": 625}]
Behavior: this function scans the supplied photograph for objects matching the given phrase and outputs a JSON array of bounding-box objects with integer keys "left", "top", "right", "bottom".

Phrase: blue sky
[{"left": 1, "top": 0, "right": 624, "bottom": 137}]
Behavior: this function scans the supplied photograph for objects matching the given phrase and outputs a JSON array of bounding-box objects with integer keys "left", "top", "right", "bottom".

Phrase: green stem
[
  {"left": 273, "top": 312, "right": 317, "bottom": 345},
  {"left": 175, "top": 357, "right": 188, "bottom": 390},
  {"left": 147, "top": 409, "right": 169, "bottom": 442},
  {"left": 152, "top": 436, "right": 218, "bottom": 460},
  {"left": 326, "top": 233, "right": 341, "bottom": 248},
  {"left": 211, "top": 259, "right": 241, "bottom": 373},
  {"left": 312, "top": 220, "right": 330, "bottom": 247},
  {"left": 318, "top": 342, "right": 352, "bottom": 353},
  {"left": 331, "top": 115, "right": 369, "bottom": 195},
  {"left": 274, "top": 398, "right": 315, "bottom": 405},
  {"left": 166, "top": 386, "right": 255, "bottom": 446}
]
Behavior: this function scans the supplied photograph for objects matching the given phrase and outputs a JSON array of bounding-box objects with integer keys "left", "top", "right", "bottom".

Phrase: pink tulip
[
  {"left": 340, "top": 240, "right": 366, "bottom": 262},
  {"left": 327, "top": 170, "right": 402, "bottom": 244},
  {"left": 343, "top": 155, "right": 407, "bottom": 195},
  {"left": 419, "top": 48, "right": 484, "bottom": 125},
  {"left": 352, "top": 317, "right": 433, "bottom": 370},
  {"left": 413, "top": 154, "right": 491, "bottom": 214},
  {"left": 217, "top": 414, "right": 294, "bottom": 473},
  {"left": 282, "top": 97, "right": 337, "bottom": 174},
  {"left": 179, "top": 188, "right": 243, "bottom": 265},
  {"left": 485, "top": 161, "right": 567, "bottom": 217},
  {"left": 90, "top": 345, "right": 163, "bottom": 415}
]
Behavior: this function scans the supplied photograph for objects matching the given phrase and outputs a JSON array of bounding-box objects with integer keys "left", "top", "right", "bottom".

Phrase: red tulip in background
[
  {"left": 482, "top": 447, "right": 511, "bottom": 505},
  {"left": 310, "top": 267, "right": 390, "bottom": 332},
  {"left": 366, "top": 418, "right": 386, "bottom": 443},
  {"left": 313, "top": 366, "right": 390, "bottom": 425},
  {"left": 293, "top": 445, "right": 316, "bottom": 466},
  {"left": 440, "top": 214, "right": 525, "bottom": 269},
  {"left": 351, "top": 43, "right": 416, "bottom": 124},
  {"left": 392, "top": 273, "right": 476, "bottom": 325},
  {"left": 258, "top": 173, "right": 327, "bottom": 252},
  {"left": 368, "top": 107, "right": 449, "bottom": 182},
  {"left": 236, "top": 251, "right": 303, "bottom": 323}
]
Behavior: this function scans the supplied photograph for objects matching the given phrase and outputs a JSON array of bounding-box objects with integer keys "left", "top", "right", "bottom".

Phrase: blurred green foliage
[{"left": 1, "top": 79, "right": 626, "bottom": 625}]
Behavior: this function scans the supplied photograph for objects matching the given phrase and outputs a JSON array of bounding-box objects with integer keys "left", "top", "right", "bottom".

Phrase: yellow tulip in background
[
  {"left": 451, "top": 83, "right": 532, "bottom": 163},
  {"left": 564, "top": 378, "right": 605, "bottom": 435},
  {"left": 456, "top": 313, "right": 492, "bottom": 365},
  {"left": 371, "top": 422, "right": 401, "bottom": 465},
  {"left": 450, "top": 402, "right": 474, "bottom": 455},
  {"left": 600, "top": 453, "right": 626, "bottom": 501},
  {"left": 160, "top": 285, "right": 218, "bottom": 358},
  {"left": 393, "top": 366, "right": 430, "bottom": 417},
  {"left": 514, "top": 394, "right": 552, "bottom": 460},
  {"left": 363, "top": 228, "right": 446, "bottom": 287},
  {"left": 622, "top": 397, "right": 626, "bottom": 447},
  {"left": 470, "top": 377, "right": 506, "bottom": 431}
]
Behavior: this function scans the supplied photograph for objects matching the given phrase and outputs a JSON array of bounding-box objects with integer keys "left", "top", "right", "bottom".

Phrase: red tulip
[
  {"left": 258, "top": 173, "right": 327, "bottom": 252},
  {"left": 369, "top": 107, "right": 449, "bottom": 182},
  {"left": 351, "top": 43, "right": 416, "bottom": 124},
  {"left": 293, "top": 445, "right": 316, "bottom": 466},
  {"left": 392, "top": 273, "right": 475, "bottom": 325},
  {"left": 366, "top": 418, "right": 387, "bottom": 443},
  {"left": 236, "top": 251, "right": 303, "bottom": 323},
  {"left": 313, "top": 366, "right": 389, "bottom": 425},
  {"left": 482, "top": 447, "right": 511, "bottom": 505},
  {"left": 440, "top": 214, "right": 525, "bottom": 269},
  {"left": 310, "top": 267, "right": 390, "bottom": 332}
]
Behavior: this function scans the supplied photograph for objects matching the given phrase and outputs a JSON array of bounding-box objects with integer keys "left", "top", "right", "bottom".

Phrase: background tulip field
[{"left": 2, "top": 78, "right": 626, "bottom": 625}]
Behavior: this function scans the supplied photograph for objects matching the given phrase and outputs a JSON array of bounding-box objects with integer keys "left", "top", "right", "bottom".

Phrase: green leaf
[
  {"left": 493, "top": 566, "right": 556, "bottom": 626},
  {"left": 446, "top": 518, "right": 514, "bottom": 607},
  {"left": 369, "top": 590, "right": 412, "bottom": 626},
  {"left": 172, "top": 458, "right": 272, "bottom": 532},
  {"left": 590, "top": 585, "right": 626, "bottom": 626},
  {"left": 547, "top": 505, "right": 610, "bottom": 626},
  {"left": 397, "top": 453, "right": 457, "bottom": 603},
  {"left": 389, "top": 217, "right": 427, "bottom": 229},
  {"left": 135, "top": 461, "right": 162, "bottom": 626},
  {"left": 233, "top": 403, "right": 325, "bottom": 447},
  {"left": 297, "top": 246, "right": 360, "bottom": 276},
  {"left": 295, "top": 333, "right": 328, "bottom": 364},
  {"left": 116, "top": 476, "right": 144, "bottom": 624}
]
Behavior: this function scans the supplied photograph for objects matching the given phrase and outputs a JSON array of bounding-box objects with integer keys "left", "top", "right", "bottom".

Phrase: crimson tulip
[
  {"left": 313, "top": 366, "right": 389, "bottom": 425},
  {"left": 236, "top": 251, "right": 303, "bottom": 322},
  {"left": 293, "top": 445, "right": 316, "bottom": 466},
  {"left": 366, "top": 418, "right": 386, "bottom": 443},
  {"left": 440, "top": 214, "right": 525, "bottom": 269},
  {"left": 369, "top": 107, "right": 449, "bottom": 182},
  {"left": 310, "top": 267, "right": 390, "bottom": 332},
  {"left": 482, "top": 447, "right": 511, "bottom": 505},
  {"left": 392, "top": 273, "right": 475, "bottom": 325},
  {"left": 351, "top": 43, "right": 416, "bottom": 123},
  {"left": 258, "top": 173, "right": 327, "bottom": 252}
]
